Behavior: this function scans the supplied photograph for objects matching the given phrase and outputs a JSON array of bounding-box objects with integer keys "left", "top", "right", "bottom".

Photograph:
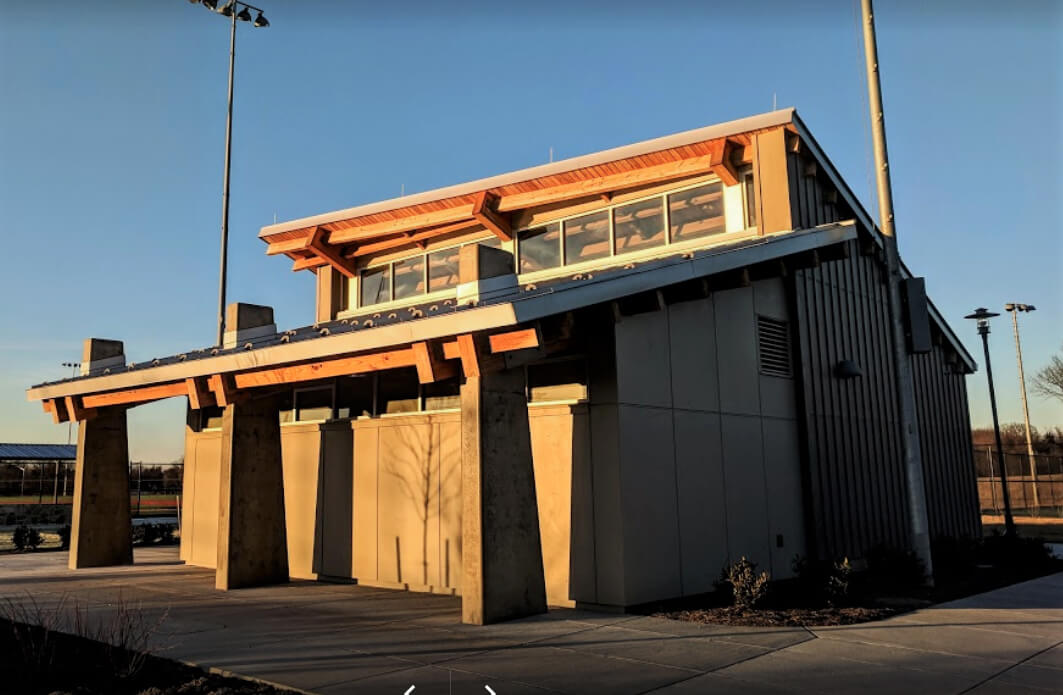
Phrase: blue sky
[{"left": 1, "top": 1, "right": 1060, "bottom": 461}]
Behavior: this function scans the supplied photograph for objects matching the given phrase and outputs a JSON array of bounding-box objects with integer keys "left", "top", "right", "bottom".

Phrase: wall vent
[{"left": 757, "top": 315, "right": 792, "bottom": 378}]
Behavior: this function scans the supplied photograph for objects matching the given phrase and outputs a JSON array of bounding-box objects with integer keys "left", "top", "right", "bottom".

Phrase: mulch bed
[
  {"left": 0, "top": 619, "right": 294, "bottom": 695},
  {"left": 656, "top": 605, "right": 901, "bottom": 627}
]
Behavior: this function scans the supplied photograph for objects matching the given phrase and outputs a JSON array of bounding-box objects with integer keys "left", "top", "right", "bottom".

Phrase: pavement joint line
[
  {"left": 955, "top": 636, "right": 1063, "bottom": 695},
  {"left": 809, "top": 630, "right": 1025, "bottom": 664}
]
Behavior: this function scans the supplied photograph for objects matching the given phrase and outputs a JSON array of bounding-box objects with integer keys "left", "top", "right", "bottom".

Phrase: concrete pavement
[{"left": 0, "top": 548, "right": 1060, "bottom": 694}]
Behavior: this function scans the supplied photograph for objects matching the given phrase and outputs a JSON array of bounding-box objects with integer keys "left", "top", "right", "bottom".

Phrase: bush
[
  {"left": 724, "top": 557, "right": 770, "bottom": 610},
  {"left": 864, "top": 544, "right": 926, "bottom": 595},
  {"left": 13, "top": 525, "right": 43, "bottom": 552},
  {"left": 792, "top": 554, "right": 853, "bottom": 607},
  {"left": 825, "top": 557, "right": 852, "bottom": 607},
  {"left": 980, "top": 534, "right": 1054, "bottom": 571}
]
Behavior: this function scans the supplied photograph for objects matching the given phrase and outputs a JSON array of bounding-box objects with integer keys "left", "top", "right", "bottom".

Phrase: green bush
[
  {"left": 825, "top": 557, "right": 852, "bottom": 606},
  {"left": 724, "top": 557, "right": 770, "bottom": 610},
  {"left": 12, "top": 525, "right": 42, "bottom": 552}
]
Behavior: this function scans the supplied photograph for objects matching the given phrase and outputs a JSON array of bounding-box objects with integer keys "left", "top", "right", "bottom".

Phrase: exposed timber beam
[
  {"left": 472, "top": 191, "right": 512, "bottom": 242},
  {"left": 326, "top": 204, "right": 477, "bottom": 245},
  {"left": 186, "top": 377, "right": 215, "bottom": 410},
  {"left": 233, "top": 348, "right": 418, "bottom": 390},
  {"left": 82, "top": 381, "right": 188, "bottom": 409},
  {"left": 487, "top": 327, "right": 539, "bottom": 353},
  {"left": 292, "top": 255, "right": 329, "bottom": 272},
  {"left": 346, "top": 219, "right": 482, "bottom": 259},
  {"left": 208, "top": 374, "right": 237, "bottom": 407},
  {"left": 306, "top": 227, "right": 358, "bottom": 279},
  {"left": 64, "top": 395, "right": 96, "bottom": 422},
  {"left": 455, "top": 333, "right": 480, "bottom": 378},
  {"left": 707, "top": 138, "right": 740, "bottom": 186},
  {"left": 266, "top": 235, "right": 314, "bottom": 256}
]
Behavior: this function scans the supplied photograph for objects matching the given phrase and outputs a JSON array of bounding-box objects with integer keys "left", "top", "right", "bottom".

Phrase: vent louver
[{"left": 757, "top": 315, "right": 792, "bottom": 378}]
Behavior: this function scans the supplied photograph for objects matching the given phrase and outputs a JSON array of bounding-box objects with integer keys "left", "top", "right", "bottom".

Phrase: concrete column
[
  {"left": 69, "top": 405, "right": 133, "bottom": 568},
  {"left": 460, "top": 367, "right": 547, "bottom": 624},
  {"left": 216, "top": 392, "right": 289, "bottom": 590}
]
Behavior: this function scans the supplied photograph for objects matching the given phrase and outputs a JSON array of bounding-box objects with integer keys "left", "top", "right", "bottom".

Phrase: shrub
[
  {"left": 825, "top": 557, "right": 852, "bottom": 606},
  {"left": 980, "top": 534, "right": 1054, "bottom": 571},
  {"left": 13, "top": 525, "right": 43, "bottom": 552},
  {"left": 57, "top": 525, "right": 71, "bottom": 550},
  {"left": 864, "top": 544, "right": 926, "bottom": 595},
  {"left": 724, "top": 557, "right": 770, "bottom": 610}
]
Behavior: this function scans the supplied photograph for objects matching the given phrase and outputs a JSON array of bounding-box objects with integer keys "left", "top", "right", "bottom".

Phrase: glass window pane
[
  {"left": 613, "top": 197, "right": 665, "bottom": 254},
  {"left": 393, "top": 256, "right": 425, "bottom": 300},
  {"left": 518, "top": 223, "right": 561, "bottom": 273},
  {"left": 377, "top": 368, "right": 420, "bottom": 414},
  {"left": 744, "top": 174, "right": 757, "bottom": 228},
  {"left": 423, "top": 379, "right": 460, "bottom": 411},
  {"left": 478, "top": 235, "right": 503, "bottom": 251},
  {"left": 564, "top": 211, "right": 610, "bottom": 264},
  {"left": 669, "top": 183, "right": 725, "bottom": 242},
  {"left": 295, "top": 386, "right": 333, "bottom": 422},
  {"left": 428, "top": 247, "right": 461, "bottom": 293},
  {"left": 360, "top": 266, "right": 390, "bottom": 306},
  {"left": 337, "top": 375, "right": 374, "bottom": 419}
]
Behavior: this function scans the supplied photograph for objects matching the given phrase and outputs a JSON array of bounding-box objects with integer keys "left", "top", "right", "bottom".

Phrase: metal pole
[
  {"left": 216, "top": 8, "right": 237, "bottom": 347},
  {"left": 980, "top": 328, "right": 1016, "bottom": 537},
  {"left": 52, "top": 461, "right": 59, "bottom": 504},
  {"left": 860, "top": 0, "right": 934, "bottom": 576},
  {"left": 1010, "top": 309, "right": 1039, "bottom": 511}
]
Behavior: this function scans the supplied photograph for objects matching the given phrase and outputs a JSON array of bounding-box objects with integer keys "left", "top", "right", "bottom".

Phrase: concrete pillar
[
  {"left": 460, "top": 367, "right": 547, "bottom": 624},
  {"left": 222, "top": 303, "right": 277, "bottom": 350},
  {"left": 69, "top": 405, "right": 133, "bottom": 568},
  {"left": 216, "top": 392, "right": 289, "bottom": 590}
]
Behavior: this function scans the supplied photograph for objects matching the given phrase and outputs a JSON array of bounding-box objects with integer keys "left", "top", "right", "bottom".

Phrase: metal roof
[{"left": 0, "top": 443, "right": 77, "bottom": 461}]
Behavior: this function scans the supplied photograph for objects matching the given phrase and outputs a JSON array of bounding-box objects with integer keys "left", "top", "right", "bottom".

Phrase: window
[
  {"left": 294, "top": 385, "right": 334, "bottom": 421},
  {"left": 669, "top": 183, "right": 724, "bottom": 242},
  {"left": 360, "top": 266, "right": 390, "bottom": 306},
  {"left": 518, "top": 223, "right": 561, "bottom": 273},
  {"left": 423, "top": 379, "right": 460, "bottom": 411},
  {"left": 376, "top": 368, "right": 420, "bottom": 414},
  {"left": 427, "top": 246, "right": 461, "bottom": 293},
  {"left": 614, "top": 197, "right": 665, "bottom": 253},
  {"left": 756, "top": 316, "right": 792, "bottom": 378},
  {"left": 392, "top": 255, "right": 425, "bottom": 300},
  {"left": 337, "top": 375, "right": 374, "bottom": 419},
  {"left": 528, "top": 359, "right": 588, "bottom": 402},
  {"left": 743, "top": 172, "right": 757, "bottom": 228},
  {"left": 564, "top": 211, "right": 610, "bottom": 264}
]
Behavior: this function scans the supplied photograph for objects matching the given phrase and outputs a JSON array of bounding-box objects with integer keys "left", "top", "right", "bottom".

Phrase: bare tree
[{"left": 1032, "top": 344, "right": 1063, "bottom": 403}]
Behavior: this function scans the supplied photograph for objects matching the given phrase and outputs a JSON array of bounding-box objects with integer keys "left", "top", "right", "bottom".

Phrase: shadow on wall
[{"left": 310, "top": 423, "right": 352, "bottom": 580}]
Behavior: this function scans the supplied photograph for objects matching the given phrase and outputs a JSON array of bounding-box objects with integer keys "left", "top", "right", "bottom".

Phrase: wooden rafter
[
  {"left": 82, "top": 381, "right": 188, "bottom": 409},
  {"left": 471, "top": 191, "right": 512, "bottom": 242},
  {"left": 64, "top": 395, "right": 96, "bottom": 422},
  {"left": 233, "top": 348, "right": 418, "bottom": 390},
  {"left": 326, "top": 204, "right": 477, "bottom": 246},
  {"left": 487, "top": 327, "right": 539, "bottom": 353},
  {"left": 708, "top": 138, "right": 740, "bottom": 186},
  {"left": 346, "top": 219, "right": 482, "bottom": 259},
  {"left": 455, "top": 334, "right": 480, "bottom": 378},
  {"left": 293, "top": 255, "right": 329, "bottom": 272},
  {"left": 266, "top": 235, "right": 315, "bottom": 256},
  {"left": 306, "top": 227, "right": 358, "bottom": 279},
  {"left": 208, "top": 374, "right": 237, "bottom": 407},
  {"left": 186, "top": 377, "right": 215, "bottom": 410}
]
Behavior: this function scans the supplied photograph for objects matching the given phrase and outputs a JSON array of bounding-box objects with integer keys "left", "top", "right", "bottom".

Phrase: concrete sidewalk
[{"left": 1, "top": 548, "right": 1060, "bottom": 694}]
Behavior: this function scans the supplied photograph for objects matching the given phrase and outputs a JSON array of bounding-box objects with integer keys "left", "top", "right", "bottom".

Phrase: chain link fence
[
  {"left": 975, "top": 448, "right": 1063, "bottom": 518},
  {"left": 0, "top": 462, "right": 183, "bottom": 517}
]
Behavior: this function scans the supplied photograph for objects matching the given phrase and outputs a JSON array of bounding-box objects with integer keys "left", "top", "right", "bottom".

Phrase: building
[{"left": 26, "top": 109, "right": 980, "bottom": 624}]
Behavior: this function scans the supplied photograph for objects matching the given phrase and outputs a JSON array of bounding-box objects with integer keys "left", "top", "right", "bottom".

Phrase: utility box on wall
[{"left": 902, "top": 277, "right": 932, "bottom": 354}]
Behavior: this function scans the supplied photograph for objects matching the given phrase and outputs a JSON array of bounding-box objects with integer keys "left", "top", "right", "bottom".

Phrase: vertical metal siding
[
  {"left": 911, "top": 345, "right": 981, "bottom": 539},
  {"left": 791, "top": 240, "right": 910, "bottom": 558}
]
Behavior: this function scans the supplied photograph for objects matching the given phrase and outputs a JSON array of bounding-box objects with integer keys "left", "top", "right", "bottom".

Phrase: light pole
[
  {"left": 965, "top": 308, "right": 1016, "bottom": 537},
  {"left": 186, "top": 0, "right": 270, "bottom": 346},
  {"left": 1005, "top": 302, "right": 1038, "bottom": 512},
  {"left": 15, "top": 465, "right": 26, "bottom": 498}
]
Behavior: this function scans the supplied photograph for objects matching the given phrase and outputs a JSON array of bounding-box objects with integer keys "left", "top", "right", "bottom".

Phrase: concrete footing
[
  {"left": 460, "top": 368, "right": 547, "bottom": 625},
  {"left": 69, "top": 406, "right": 133, "bottom": 569},
  {"left": 216, "top": 393, "right": 289, "bottom": 590}
]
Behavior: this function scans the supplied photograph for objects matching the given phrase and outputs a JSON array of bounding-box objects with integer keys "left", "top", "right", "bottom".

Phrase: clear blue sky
[{"left": 1, "top": 1, "right": 1060, "bottom": 461}]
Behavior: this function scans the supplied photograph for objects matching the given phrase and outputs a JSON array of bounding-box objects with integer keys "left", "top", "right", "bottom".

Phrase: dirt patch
[{"left": 656, "top": 605, "right": 900, "bottom": 627}]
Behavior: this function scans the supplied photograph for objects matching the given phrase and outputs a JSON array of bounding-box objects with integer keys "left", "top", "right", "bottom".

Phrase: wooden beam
[
  {"left": 266, "top": 234, "right": 314, "bottom": 256},
  {"left": 347, "top": 219, "right": 481, "bottom": 258},
  {"left": 232, "top": 348, "right": 418, "bottom": 390},
  {"left": 472, "top": 191, "right": 512, "bottom": 242},
  {"left": 412, "top": 341, "right": 437, "bottom": 384},
  {"left": 495, "top": 153, "right": 723, "bottom": 212},
  {"left": 186, "top": 377, "right": 215, "bottom": 410},
  {"left": 325, "top": 204, "right": 477, "bottom": 245},
  {"left": 43, "top": 399, "right": 70, "bottom": 425},
  {"left": 64, "top": 395, "right": 96, "bottom": 422},
  {"left": 455, "top": 334, "right": 480, "bottom": 378},
  {"left": 208, "top": 373, "right": 237, "bottom": 407},
  {"left": 306, "top": 226, "right": 358, "bottom": 279},
  {"left": 488, "top": 327, "right": 539, "bottom": 353},
  {"left": 82, "top": 381, "right": 189, "bottom": 409},
  {"left": 708, "top": 139, "right": 740, "bottom": 186},
  {"left": 293, "top": 255, "right": 329, "bottom": 272}
]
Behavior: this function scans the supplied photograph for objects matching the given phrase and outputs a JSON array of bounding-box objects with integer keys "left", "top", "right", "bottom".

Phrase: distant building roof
[{"left": 0, "top": 443, "right": 77, "bottom": 461}]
